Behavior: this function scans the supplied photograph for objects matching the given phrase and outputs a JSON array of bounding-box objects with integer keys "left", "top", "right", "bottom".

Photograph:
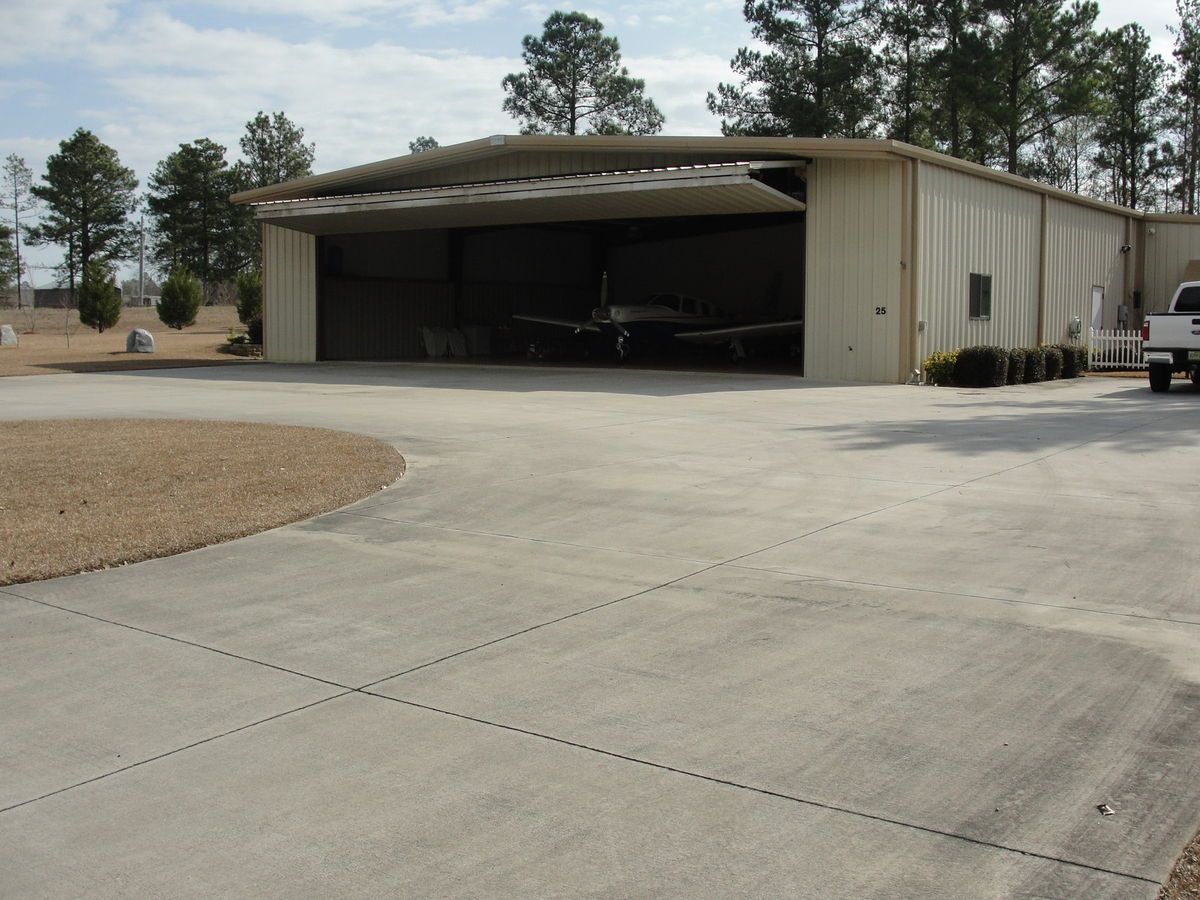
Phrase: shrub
[
  {"left": 78, "top": 260, "right": 122, "bottom": 333},
  {"left": 158, "top": 268, "right": 202, "bottom": 331},
  {"left": 1070, "top": 345, "right": 1089, "bottom": 376},
  {"left": 1006, "top": 348, "right": 1026, "bottom": 385},
  {"left": 922, "top": 349, "right": 958, "bottom": 385},
  {"left": 236, "top": 270, "right": 262, "bottom": 325},
  {"left": 1052, "top": 343, "right": 1083, "bottom": 378},
  {"left": 953, "top": 345, "right": 1009, "bottom": 387},
  {"left": 246, "top": 313, "right": 263, "bottom": 345},
  {"left": 1023, "top": 347, "right": 1046, "bottom": 383},
  {"left": 1043, "top": 346, "right": 1064, "bottom": 380}
]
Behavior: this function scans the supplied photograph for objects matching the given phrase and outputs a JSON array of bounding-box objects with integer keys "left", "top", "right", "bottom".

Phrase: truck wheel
[{"left": 1149, "top": 363, "right": 1172, "bottom": 393}]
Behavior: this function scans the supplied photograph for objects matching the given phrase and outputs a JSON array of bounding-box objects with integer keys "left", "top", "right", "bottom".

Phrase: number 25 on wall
[{"left": 875, "top": 306, "right": 887, "bottom": 315}]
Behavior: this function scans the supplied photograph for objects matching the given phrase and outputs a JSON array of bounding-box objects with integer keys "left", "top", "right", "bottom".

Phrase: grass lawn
[
  {"left": 0, "top": 419, "right": 404, "bottom": 586},
  {"left": 0, "top": 305, "right": 254, "bottom": 377}
]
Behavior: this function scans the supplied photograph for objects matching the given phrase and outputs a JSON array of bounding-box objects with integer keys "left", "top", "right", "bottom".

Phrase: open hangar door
[{"left": 277, "top": 162, "right": 806, "bottom": 366}]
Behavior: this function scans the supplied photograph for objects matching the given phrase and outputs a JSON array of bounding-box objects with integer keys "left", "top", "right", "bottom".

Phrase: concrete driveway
[{"left": 2, "top": 363, "right": 1198, "bottom": 898}]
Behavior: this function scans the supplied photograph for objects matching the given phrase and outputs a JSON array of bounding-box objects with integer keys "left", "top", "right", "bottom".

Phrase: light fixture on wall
[{"left": 1119, "top": 244, "right": 1132, "bottom": 253}]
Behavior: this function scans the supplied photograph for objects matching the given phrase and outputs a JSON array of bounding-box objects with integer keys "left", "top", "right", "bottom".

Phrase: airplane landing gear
[{"left": 616, "top": 335, "right": 632, "bottom": 362}]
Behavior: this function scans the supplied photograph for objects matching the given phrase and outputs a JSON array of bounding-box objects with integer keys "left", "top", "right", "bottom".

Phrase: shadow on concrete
[
  {"left": 792, "top": 382, "right": 1200, "bottom": 456},
  {"left": 92, "top": 359, "right": 881, "bottom": 397}
]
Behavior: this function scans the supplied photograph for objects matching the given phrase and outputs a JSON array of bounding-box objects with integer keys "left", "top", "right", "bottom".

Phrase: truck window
[{"left": 1175, "top": 286, "right": 1200, "bottom": 312}]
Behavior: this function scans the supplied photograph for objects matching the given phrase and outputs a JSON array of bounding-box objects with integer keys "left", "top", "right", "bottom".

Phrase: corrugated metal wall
[
  {"left": 263, "top": 223, "right": 317, "bottom": 362},
  {"left": 1044, "top": 199, "right": 1128, "bottom": 339},
  {"left": 804, "top": 158, "right": 903, "bottom": 382},
  {"left": 1142, "top": 219, "right": 1200, "bottom": 312},
  {"left": 918, "top": 164, "right": 1040, "bottom": 357},
  {"left": 319, "top": 280, "right": 454, "bottom": 359}
]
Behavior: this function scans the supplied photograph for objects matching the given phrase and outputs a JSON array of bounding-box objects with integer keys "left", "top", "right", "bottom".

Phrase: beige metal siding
[
  {"left": 804, "top": 158, "right": 904, "bottom": 382},
  {"left": 1044, "top": 199, "right": 1128, "bottom": 339},
  {"left": 1142, "top": 219, "right": 1200, "bottom": 312},
  {"left": 918, "top": 164, "right": 1040, "bottom": 357},
  {"left": 263, "top": 223, "right": 317, "bottom": 362}
]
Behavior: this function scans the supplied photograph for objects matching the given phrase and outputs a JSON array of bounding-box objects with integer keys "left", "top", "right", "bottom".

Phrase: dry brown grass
[
  {"left": 0, "top": 419, "right": 404, "bottom": 586},
  {"left": 1162, "top": 830, "right": 1200, "bottom": 899},
  {"left": 0, "top": 305, "right": 255, "bottom": 377}
]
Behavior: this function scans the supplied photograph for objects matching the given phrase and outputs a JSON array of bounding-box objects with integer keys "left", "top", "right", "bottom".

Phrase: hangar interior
[{"left": 315, "top": 211, "right": 806, "bottom": 364}]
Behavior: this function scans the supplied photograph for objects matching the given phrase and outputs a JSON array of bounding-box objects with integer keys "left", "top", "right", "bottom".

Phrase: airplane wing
[
  {"left": 513, "top": 314, "right": 601, "bottom": 333},
  {"left": 674, "top": 319, "right": 805, "bottom": 344}
]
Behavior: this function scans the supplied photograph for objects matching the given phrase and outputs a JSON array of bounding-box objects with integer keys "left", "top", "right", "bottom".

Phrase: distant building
[{"left": 33, "top": 288, "right": 73, "bottom": 309}]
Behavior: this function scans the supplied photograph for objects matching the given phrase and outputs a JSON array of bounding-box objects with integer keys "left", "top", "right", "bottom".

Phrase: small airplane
[{"left": 514, "top": 275, "right": 804, "bottom": 361}]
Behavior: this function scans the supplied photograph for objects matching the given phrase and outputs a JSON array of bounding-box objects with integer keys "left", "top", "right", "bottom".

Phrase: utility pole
[{"left": 138, "top": 216, "right": 145, "bottom": 305}]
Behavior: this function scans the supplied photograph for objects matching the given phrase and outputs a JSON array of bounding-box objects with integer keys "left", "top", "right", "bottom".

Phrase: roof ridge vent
[{"left": 488, "top": 135, "right": 506, "bottom": 146}]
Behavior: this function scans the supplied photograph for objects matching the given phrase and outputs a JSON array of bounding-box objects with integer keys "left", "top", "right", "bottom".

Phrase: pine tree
[
  {"left": 157, "top": 268, "right": 202, "bottom": 330},
  {"left": 238, "top": 111, "right": 315, "bottom": 188},
  {"left": 77, "top": 258, "right": 122, "bottom": 333},
  {"left": 1168, "top": 0, "right": 1200, "bottom": 213},
  {"left": 502, "top": 11, "right": 664, "bottom": 135},
  {"left": 1093, "top": 24, "right": 1166, "bottom": 209},
  {"left": 925, "top": 0, "right": 990, "bottom": 158},
  {"left": 147, "top": 138, "right": 243, "bottom": 298},
  {"left": 1, "top": 154, "right": 36, "bottom": 307},
  {"left": 26, "top": 129, "right": 138, "bottom": 297},
  {"left": 976, "top": 0, "right": 1103, "bottom": 174},
  {"left": 879, "top": 0, "right": 934, "bottom": 145},
  {"left": 409, "top": 136, "right": 440, "bottom": 153},
  {"left": 235, "top": 269, "right": 261, "bottom": 324},
  {"left": 0, "top": 224, "right": 17, "bottom": 294},
  {"left": 708, "top": 0, "right": 881, "bottom": 138}
]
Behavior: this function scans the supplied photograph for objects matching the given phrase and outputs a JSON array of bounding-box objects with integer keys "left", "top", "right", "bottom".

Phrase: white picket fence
[{"left": 1089, "top": 328, "right": 1146, "bottom": 370}]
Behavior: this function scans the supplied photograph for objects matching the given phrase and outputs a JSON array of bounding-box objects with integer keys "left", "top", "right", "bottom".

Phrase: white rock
[
  {"left": 0, "top": 324, "right": 17, "bottom": 347},
  {"left": 125, "top": 328, "right": 155, "bottom": 353}
]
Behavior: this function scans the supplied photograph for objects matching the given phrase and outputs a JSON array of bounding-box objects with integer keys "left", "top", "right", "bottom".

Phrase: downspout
[
  {"left": 1037, "top": 193, "right": 1047, "bottom": 345},
  {"left": 908, "top": 159, "right": 921, "bottom": 380}
]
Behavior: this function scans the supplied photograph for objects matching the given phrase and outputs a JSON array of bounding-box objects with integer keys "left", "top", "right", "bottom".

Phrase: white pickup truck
[{"left": 1142, "top": 281, "right": 1200, "bottom": 392}]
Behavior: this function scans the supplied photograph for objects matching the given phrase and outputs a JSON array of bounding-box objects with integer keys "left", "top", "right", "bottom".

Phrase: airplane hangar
[{"left": 234, "top": 135, "right": 1200, "bottom": 383}]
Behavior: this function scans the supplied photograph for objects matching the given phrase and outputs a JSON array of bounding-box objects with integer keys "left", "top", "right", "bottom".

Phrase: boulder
[
  {"left": 126, "top": 328, "right": 155, "bottom": 353},
  {"left": 0, "top": 324, "right": 17, "bottom": 347}
]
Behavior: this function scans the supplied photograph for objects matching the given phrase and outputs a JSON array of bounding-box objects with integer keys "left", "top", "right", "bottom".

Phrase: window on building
[{"left": 969, "top": 273, "right": 992, "bottom": 320}]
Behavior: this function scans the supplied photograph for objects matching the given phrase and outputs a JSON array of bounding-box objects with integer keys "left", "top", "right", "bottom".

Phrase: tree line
[
  {"left": 3, "top": 1, "right": 1199, "bottom": 318},
  {"left": 506, "top": 3, "right": 1200, "bottom": 213}
]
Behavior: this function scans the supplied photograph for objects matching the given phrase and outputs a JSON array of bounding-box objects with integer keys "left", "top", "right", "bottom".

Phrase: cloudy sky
[{"left": 1, "top": 0, "right": 1179, "bottom": 283}]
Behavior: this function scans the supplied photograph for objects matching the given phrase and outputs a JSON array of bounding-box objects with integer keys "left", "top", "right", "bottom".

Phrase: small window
[
  {"left": 679, "top": 297, "right": 696, "bottom": 314},
  {"left": 969, "top": 273, "right": 992, "bottom": 320},
  {"left": 1175, "top": 285, "right": 1200, "bottom": 313}
]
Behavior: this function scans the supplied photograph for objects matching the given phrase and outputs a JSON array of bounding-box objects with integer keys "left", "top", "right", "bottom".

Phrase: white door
[{"left": 1091, "top": 286, "right": 1104, "bottom": 332}]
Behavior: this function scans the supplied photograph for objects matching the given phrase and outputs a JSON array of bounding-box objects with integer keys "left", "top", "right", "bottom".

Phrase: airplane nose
[{"left": 592, "top": 306, "right": 610, "bottom": 321}]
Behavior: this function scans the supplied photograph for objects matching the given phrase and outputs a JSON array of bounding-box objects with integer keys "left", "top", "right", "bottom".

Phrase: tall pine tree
[
  {"left": 709, "top": 0, "right": 881, "bottom": 137},
  {"left": 976, "top": 0, "right": 1102, "bottom": 174},
  {"left": 1093, "top": 24, "right": 1166, "bottom": 209},
  {"left": 879, "top": 0, "right": 934, "bottom": 145},
  {"left": 26, "top": 129, "right": 138, "bottom": 295},
  {"left": 148, "top": 138, "right": 243, "bottom": 298}
]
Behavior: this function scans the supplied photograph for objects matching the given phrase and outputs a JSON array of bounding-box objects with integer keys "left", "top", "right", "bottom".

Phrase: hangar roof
[{"left": 230, "top": 133, "right": 1191, "bottom": 221}]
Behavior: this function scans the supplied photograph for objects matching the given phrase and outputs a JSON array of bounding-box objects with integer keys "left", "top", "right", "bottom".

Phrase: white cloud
[
  {"left": 199, "top": 0, "right": 514, "bottom": 28},
  {"left": 5, "top": 0, "right": 122, "bottom": 63}
]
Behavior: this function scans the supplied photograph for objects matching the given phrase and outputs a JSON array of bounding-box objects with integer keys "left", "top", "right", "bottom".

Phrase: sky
[{"left": 0, "top": 0, "right": 1180, "bottom": 285}]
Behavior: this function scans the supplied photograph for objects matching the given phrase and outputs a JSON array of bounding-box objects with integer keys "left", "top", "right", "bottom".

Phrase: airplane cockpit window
[
  {"left": 680, "top": 297, "right": 696, "bottom": 314},
  {"left": 653, "top": 295, "right": 679, "bottom": 311}
]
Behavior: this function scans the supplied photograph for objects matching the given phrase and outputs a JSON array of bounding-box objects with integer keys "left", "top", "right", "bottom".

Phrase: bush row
[{"left": 924, "top": 344, "right": 1088, "bottom": 388}]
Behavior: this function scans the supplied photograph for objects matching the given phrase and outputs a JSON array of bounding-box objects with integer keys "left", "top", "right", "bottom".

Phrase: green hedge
[
  {"left": 1024, "top": 347, "right": 1047, "bottom": 382},
  {"left": 1053, "top": 343, "right": 1087, "bottom": 378},
  {"left": 1006, "top": 348, "right": 1026, "bottom": 385},
  {"left": 953, "top": 345, "right": 1009, "bottom": 387},
  {"left": 1044, "top": 346, "right": 1064, "bottom": 380}
]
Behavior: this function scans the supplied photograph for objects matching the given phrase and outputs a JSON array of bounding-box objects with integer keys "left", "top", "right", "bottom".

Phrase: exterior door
[{"left": 1091, "top": 286, "right": 1104, "bottom": 332}]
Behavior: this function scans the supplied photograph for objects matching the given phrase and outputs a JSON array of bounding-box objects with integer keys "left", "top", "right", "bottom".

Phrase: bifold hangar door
[{"left": 254, "top": 163, "right": 806, "bottom": 361}]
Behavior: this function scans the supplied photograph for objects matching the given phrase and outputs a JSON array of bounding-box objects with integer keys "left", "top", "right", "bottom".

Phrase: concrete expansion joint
[{"left": 359, "top": 690, "right": 1160, "bottom": 889}]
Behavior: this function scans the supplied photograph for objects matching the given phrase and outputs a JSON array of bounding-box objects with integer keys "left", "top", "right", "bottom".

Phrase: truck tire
[{"left": 1149, "top": 363, "right": 1172, "bottom": 393}]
